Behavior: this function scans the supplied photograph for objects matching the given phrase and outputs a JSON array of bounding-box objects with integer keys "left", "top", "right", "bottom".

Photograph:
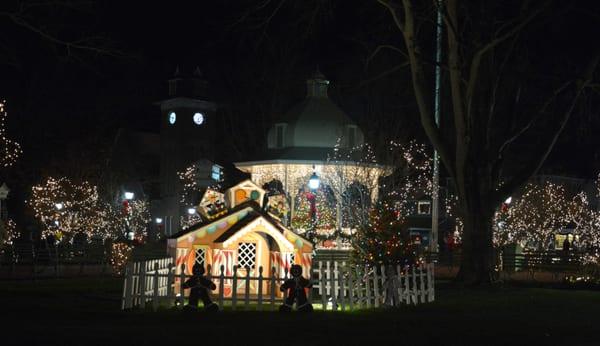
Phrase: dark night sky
[{"left": 1, "top": 0, "right": 600, "bottom": 191}]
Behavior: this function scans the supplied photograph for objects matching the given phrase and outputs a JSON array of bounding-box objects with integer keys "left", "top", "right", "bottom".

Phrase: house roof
[
  {"left": 168, "top": 200, "right": 257, "bottom": 239},
  {"left": 168, "top": 200, "right": 287, "bottom": 241}
]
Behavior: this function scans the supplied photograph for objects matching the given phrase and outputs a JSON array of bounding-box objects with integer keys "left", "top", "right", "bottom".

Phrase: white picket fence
[{"left": 121, "top": 258, "right": 435, "bottom": 311}]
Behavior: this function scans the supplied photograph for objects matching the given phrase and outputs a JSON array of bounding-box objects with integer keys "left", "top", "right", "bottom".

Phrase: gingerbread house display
[{"left": 167, "top": 179, "right": 313, "bottom": 297}]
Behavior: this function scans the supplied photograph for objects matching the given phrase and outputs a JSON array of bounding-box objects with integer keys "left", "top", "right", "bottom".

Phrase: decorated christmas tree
[
  {"left": 292, "top": 188, "right": 336, "bottom": 243},
  {"left": 352, "top": 202, "right": 418, "bottom": 265}
]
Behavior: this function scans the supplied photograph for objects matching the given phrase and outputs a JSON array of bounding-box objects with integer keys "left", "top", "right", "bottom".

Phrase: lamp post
[
  {"left": 307, "top": 168, "right": 320, "bottom": 242},
  {"left": 123, "top": 191, "right": 134, "bottom": 242}
]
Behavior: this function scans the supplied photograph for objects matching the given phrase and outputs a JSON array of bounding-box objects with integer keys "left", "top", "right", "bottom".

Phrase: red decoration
[{"left": 122, "top": 200, "right": 130, "bottom": 215}]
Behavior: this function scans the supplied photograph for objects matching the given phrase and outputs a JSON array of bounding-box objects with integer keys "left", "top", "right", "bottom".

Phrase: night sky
[{"left": 1, "top": 1, "right": 600, "bottom": 205}]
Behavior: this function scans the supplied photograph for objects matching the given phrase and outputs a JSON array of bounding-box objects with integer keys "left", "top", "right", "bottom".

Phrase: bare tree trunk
[{"left": 457, "top": 195, "right": 495, "bottom": 284}]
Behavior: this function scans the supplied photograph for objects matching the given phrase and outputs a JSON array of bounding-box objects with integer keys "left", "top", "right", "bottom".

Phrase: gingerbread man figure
[
  {"left": 279, "top": 264, "right": 313, "bottom": 312},
  {"left": 182, "top": 264, "right": 219, "bottom": 312}
]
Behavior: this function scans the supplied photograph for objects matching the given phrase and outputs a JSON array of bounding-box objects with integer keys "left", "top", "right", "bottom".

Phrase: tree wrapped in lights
[
  {"left": 122, "top": 200, "right": 151, "bottom": 242},
  {"left": 29, "top": 177, "right": 150, "bottom": 242},
  {"left": 178, "top": 162, "right": 220, "bottom": 229},
  {"left": 0, "top": 219, "right": 17, "bottom": 246},
  {"left": 110, "top": 242, "right": 132, "bottom": 275},
  {"left": 292, "top": 187, "right": 337, "bottom": 243},
  {"left": 352, "top": 201, "right": 417, "bottom": 265},
  {"left": 493, "top": 180, "right": 600, "bottom": 252},
  {"left": 0, "top": 101, "right": 22, "bottom": 168}
]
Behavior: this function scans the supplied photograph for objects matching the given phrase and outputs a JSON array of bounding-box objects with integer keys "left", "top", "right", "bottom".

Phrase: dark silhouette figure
[
  {"left": 562, "top": 238, "right": 571, "bottom": 252},
  {"left": 182, "top": 264, "right": 218, "bottom": 312},
  {"left": 279, "top": 264, "right": 313, "bottom": 312}
]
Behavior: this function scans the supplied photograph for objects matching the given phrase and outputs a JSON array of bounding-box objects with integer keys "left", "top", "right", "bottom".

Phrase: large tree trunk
[
  {"left": 457, "top": 203, "right": 496, "bottom": 284},
  {"left": 455, "top": 167, "right": 497, "bottom": 284}
]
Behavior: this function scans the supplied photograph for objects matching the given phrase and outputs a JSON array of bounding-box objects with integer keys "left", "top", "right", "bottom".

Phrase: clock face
[
  {"left": 168, "top": 112, "right": 176, "bottom": 124},
  {"left": 193, "top": 112, "right": 204, "bottom": 125}
]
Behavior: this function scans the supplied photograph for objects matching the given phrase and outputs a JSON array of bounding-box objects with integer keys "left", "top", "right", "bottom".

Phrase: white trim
[{"left": 222, "top": 217, "right": 295, "bottom": 252}]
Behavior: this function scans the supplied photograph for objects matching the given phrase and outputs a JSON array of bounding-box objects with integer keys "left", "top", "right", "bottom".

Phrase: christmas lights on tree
[
  {"left": 110, "top": 242, "right": 132, "bottom": 275},
  {"left": 29, "top": 177, "right": 150, "bottom": 242},
  {"left": 0, "top": 101, "right": 22, "bottom": 168},
  {"left": 352, "top": 201, "right": 419, "bottom": 265},
  {"left": 0, "top": 219, "right": 17, "bottom": 246},
  {"left": 492, "top": 179, "right": 600, "bottom": 260}
]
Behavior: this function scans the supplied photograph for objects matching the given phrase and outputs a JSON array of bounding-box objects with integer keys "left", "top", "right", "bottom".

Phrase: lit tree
[
  {"left": 0, "top": 219, "right": 17, "bottom": 246},
  {"left": 123, "top": 200, "right": 151, "bottom": 242},
  {"left": 493, "top": 180, "right": 600, "bottom": 254},
  {"left": 352, "top": 201, "right": 417, "bottom": 265},
  {"left": 178, "top": 162, "right": 220, "bottom": 229},
  {"left": 292, "top": 186, "right": 337, "bottom": 243},
  {"left": 29, "top": 177, "right": 149, "bottom": 242},
  {"left": 0, "top": 101, "right": 22, "bottom": 168}
]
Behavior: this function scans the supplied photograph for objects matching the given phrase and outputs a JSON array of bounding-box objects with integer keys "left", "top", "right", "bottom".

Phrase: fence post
[
  {"left": 270, "top": 267, "right": 276, "bottom": 310},
  {"left": 428, "top": 263, "right": 435, "bottom": 302},
  {"left": 395, "top": 264, "right": 402, "bottom": 305},
  {"left": 411, "top": 266, "right": 417, "bottom": 305},
  {"left": 364, "top": 265, "right": 372, "bottom": 308},
  {"left": 219, "top": 265, "right": 225, "bottom": 308},
  {"left": 338, "top": 265, "right": 345, "bottom": 311},
  {"left": 373, "top": 266, "right": 380, "bottom": 308},
  {"left": 139, "top": 265, "right": 147, "bottom": 309},
  {"left": 179, "top": 264, "right": 186, "bottom": 307},
  {"left": 330, "top": 261, "right": 337, "bottom": 310},
  {"left": 167, "top": 264, "right": 175, "bottom": 307},
  {"left": 153, "top": 263, "right": 160, "bottom": 311},
  {"left": 122, "top": 261, "right": 134, "bottom": 309},
  {"left": 257, "top": 266, "right": 263, "bottom": 311},
  {"left": 319, "top": 262, "right": 327, "bottom": 310},
  {"left": 419, "top": 264, "right": 426, "bottom": 303},
  {"left": 355, "top": 266, "right": 363, "bottom": 309},
  {"left": 244, "top": 266, "right": 250, "bottom": 308},
  {"left": 232, "top": 265, "right": 238, "bottom": 310},
  {"left": 403, "top": 266, "right": 410, "bottom": 304},
  {"left": 347, "top": 264, "right": 354, "bottom": 311}
]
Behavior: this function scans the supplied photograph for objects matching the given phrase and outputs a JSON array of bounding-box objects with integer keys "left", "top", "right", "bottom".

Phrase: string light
[
  {"left": 29, "top": 177, "right": 150, "bottom": 242},
  {"left": 0, "top": 101, "right": 22, "bottom": 168},
  {"left": 1, "top": 219, "right": 17, "bottom": 246},
  {"left": 110, "top": 242, "right": 132, "bottom": 275}
]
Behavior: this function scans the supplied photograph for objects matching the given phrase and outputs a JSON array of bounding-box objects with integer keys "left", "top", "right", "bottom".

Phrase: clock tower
[{"left": 157, "top": 67, "right": 217, "bottom": 235}]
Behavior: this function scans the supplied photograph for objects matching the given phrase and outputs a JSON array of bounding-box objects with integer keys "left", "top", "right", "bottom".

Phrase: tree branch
[{"left": 494, "top": 51, "right": 600, "bottom": 203}]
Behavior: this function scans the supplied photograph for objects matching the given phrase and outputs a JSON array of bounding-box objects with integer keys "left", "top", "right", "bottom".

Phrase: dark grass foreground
[{"left": 1, "top": 278, "right": 599, "bottom": 346}]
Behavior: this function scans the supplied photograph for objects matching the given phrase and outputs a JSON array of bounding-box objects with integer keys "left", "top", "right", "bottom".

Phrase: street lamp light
[
  {"left": 187, "top": 207, "right": 197, "bottom": 215},
  {"left": 308, "top": 169, "right": 320, "bottom": 191},
  {"left": 124, "top": 191, "right": 134, "bottom": 200},
  {"left": 55, "top": 203, "right": 64, "bottom": 210},
  {"left": 155, "top": 217, "right": 163, "bottom": 224},
  {"left": 504, "top": 196, "right": 512, "bottom": 204}
]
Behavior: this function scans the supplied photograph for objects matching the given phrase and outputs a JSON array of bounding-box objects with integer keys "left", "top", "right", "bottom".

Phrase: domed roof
[{"left": 265, "top": 71, "right": 364, "bottom": 161}]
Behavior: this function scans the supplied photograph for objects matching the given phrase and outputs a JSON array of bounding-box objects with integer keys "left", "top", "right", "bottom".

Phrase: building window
[
  {"left": 237, "top": 242, "right": 256, "bottom": 269},
  {"left": 211, "top": 165, "right": 222, "bottom": 181},
  {"left": 417, "top": 201, "right": 431, "bottom": 215},
  {"left": 194, "top": 248, "right": 206, "bottom": 268}
]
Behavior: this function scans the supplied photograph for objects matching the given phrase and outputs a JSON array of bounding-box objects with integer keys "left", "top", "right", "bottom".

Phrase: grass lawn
[{"left": 1, "top": 277, "right": 599, "bottom": 345}]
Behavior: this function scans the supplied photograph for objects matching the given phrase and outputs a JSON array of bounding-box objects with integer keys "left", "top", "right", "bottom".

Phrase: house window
[
  {"left": 237, "top": 242, "right": 256, "bottom": 269},
  {"left": 417, "top": 201, "right": 431, "bottom": 215},
  {"left": 194, "top": 248, "right": 206, "bottom": 269}
]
